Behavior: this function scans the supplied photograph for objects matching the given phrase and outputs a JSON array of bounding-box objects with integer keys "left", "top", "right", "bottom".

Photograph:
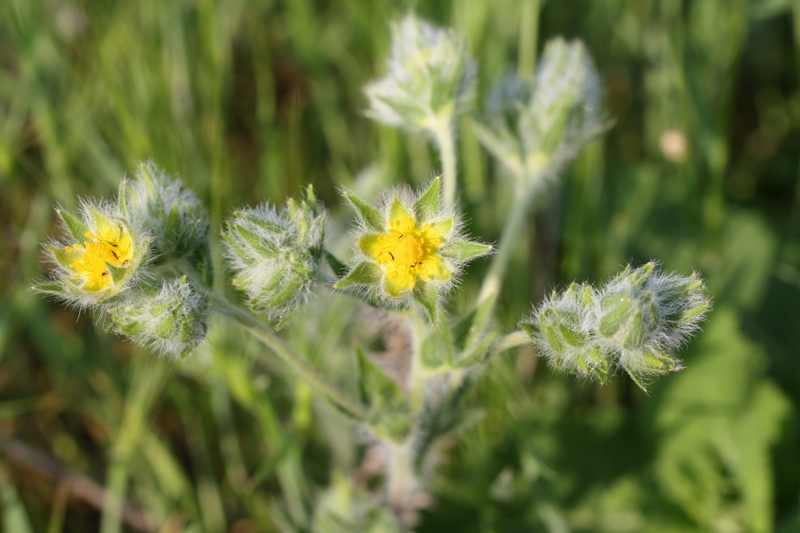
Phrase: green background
[{"left": 1, "top": 0, "right": 799, "bottom": 531}]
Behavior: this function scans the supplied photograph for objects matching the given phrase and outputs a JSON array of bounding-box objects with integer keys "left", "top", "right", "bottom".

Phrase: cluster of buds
[
  {"left": 35, "top": 163, "right": 212, "bottom": 358},
  {"left": 364, "top": 13, "right": 476, "bottom": 134},
  {"left": 474, "top": 38, "right": 607, "bottom": 188},
  {"left": 107, "top": 276, "right": 208, "bottom": 358},
  {"left": 223, "top": 186, "right": 325, "bottom": 329},
  {"left": 521, "top": 262, "right": 710, "bottom": 390},
  {"left": 334, "top": 178, "right": 492, "bottom": 324},
  {"left": 124, "top": 161, "right": 210, "bottom": 265}
]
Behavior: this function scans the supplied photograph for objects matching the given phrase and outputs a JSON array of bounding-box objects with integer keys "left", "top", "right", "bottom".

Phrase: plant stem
[
  {"left": 478, "top": 178, "right": 532, "bottom": 302},
  {"left": 407, "top": 311, "right": 429, "bottom": 413},
  {"left": 492, "top": 330, "right": 531, "bottom": 354},
  {"left": 432, "top": 113, "right": 458, "bottom": 209},
  {"left": 518, "top": 0, "right": 542, "bottom": 78},
  {"left": 210, "top": 294, "right": 368, "bottom": 421}
]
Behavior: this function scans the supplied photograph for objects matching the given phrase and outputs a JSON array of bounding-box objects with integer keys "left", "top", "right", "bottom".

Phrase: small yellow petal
[
  {"left": 388, "top": 198, "right": 415, "bottom": 228},
  {"left": 419, "top": 256, "right": 450, "bottom": 282},
  {"left": 422, "top": 217, "right": 455, "bottom": 241},
  {"left": 383, "top": 271, "right": 413, "bottom": 297}
]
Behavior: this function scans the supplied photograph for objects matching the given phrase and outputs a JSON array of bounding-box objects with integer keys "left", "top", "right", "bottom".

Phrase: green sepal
[
  {"left": 414, "top": 176, "right": 441, "bottom": 221},
  {"left": 234, "top": 224, "right": 279, "bottom": 257},
  {"left": 108, "top": 263, "right": 130, "bottom": 285},
  {"left": 453, "top": 291, "right": 497, "bottom": 352},
  {"left": 239, "top": 213, "right": 283, "bottom": 234},
  {"left": 48, "top": 245, "right": 79, "bottom": 269},
  {"left": 557, "top": 323, "right": 586, "bottom": 348},
  {"left": 323, "top": 250, "right": 349, "bottom": 279},
  {"left": 155, "top": 314, "right": 176, "bottom": 339},
  {"left": 544, "top": 325, "right": 565, "bottom": 354},
  {"left": 31, "top": 281, "right": 63, "bottom": 295},
  {"left": 117, "top": 179, "right": 130, "bottom": 220},
  {"left": 57, "top": 208, "right": 89, "bottom": 242},
  {"left": 677, "top": 301, "right": 710, "bottom": 327},
  {"left": 334, "top": 262, "right": 382, "bottom": 289},
  {"left": 222, "top": 229, "right": 252, "bottom": 264},
  {"left": 623, "top": 310, "right": 646, "bottom": 349},
  {"left": 518, "top": 321, "right": 538, "bottom": 341},
  {"left": 268, "top": 276, "right": 304, "bottom": 309},
  {"left": 438, "top": 240, "right": 493, "bottom": 262},
  {"left": 343, "top": 191, "right": 385, "bottom": 232},
  {"left": 413, "top": 280, "right": 440, "bottom": 325},
  {"left": 599, "top": 296, "right": 631, "bottom": 338}
]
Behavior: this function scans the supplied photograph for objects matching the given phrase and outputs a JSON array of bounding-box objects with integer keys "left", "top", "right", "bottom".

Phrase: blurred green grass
[{"left": 1, "top": 0, "right": 800, "bottom": 531}]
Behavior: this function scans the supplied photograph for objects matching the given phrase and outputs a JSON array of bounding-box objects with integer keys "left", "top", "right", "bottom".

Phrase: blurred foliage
[{"left": 1, "top": 0, "right": 800, "bottom": 531}]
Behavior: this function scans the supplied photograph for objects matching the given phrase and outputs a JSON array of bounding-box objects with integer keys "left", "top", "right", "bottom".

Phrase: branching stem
[{"left": 211, "top": 294, "right": 368, "bottom": 421}]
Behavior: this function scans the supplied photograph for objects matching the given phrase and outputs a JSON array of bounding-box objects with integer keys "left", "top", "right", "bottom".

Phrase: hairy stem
[
  {"left": 211, "top": 294, "right": 368, "bottom": 421},
  {"left": 518, "top": 0, "right": 542, "bottom": 78},
  {"left": 432, "top": 113, "right": 458, "bottom": 209},
  {"left": 478, "top": 179, "right": 532, "bottom": 302}
]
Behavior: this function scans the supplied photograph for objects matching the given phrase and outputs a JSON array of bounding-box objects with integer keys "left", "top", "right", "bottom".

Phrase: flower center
[
  {"left": 372, "top": 216, "right": 441, "bottom": 288},
  {"left": 66, "top": 227, "right": 132, "bottom": 291}
]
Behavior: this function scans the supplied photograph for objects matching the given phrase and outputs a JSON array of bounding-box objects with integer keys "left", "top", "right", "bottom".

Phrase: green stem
[
  {"left": 478, "top": 179, "right": 532, "bottom": 302},
  {"left": 211, "top": 294, "right": 368, "bottom": 421},
  {"left": 492, "top": 330, "right": 531, "bottom": 354},
  {"left": 432, "top": 114, "right": 458, "bottom": 209},
  {"left": 407, "top": 311, "right": 430, "bottom": 413},
  {"left": 518, "top": 0, "right": 542, "bottom": 78}
]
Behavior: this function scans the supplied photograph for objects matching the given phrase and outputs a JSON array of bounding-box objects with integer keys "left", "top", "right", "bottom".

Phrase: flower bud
[
  {"left": 364, "top": 13, "right": 476, "bottom": 133},
  {"left": 334, "top": 178, "right": 492, "bottom": 324},
  {"left": 223, "top": 186, "right": 324, "bottom": 328},
  {"left": 36, "top": 199, "right": 150, "bottom": 307},
  {"left": 595, "top": 262, "right": 711, "bottom": 385},
  {"left": 522, "top": 263, "right": 711, "bottom": 390},
  {"left": 520, "top": 282, "right": 611, "bottom": 383},
  {"left": 124, "top": 161, "right": 209, "bottom": 265},
  {"left": 474, "top": 38, "right": 607, "bottom": 187},
  {"left": 106, "top": 276, "right": 208, "bottom": 358}
]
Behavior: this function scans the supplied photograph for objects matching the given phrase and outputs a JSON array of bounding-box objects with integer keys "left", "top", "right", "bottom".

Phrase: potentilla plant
[{"left": 34, "top": 12, "right": 711, "bottom": 533}]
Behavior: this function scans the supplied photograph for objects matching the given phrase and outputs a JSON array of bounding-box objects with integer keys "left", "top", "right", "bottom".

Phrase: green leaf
[
  {"left": 334, "top": 262, "right": 382, "bottom": 289},
  {"left": 57, "top": 208, "right": 89, "bottom": 242},
  {"left": 414, "top": 176, "right": 441, "bottom": 221},
  {"left": 413, "top": 280, "right": 440, "bottom": 325},
  {"left": 438, "top": 240, "right": 493, "bottom": 262},
  {"left": 343, "top": 190, "right": 385, "bottom": 232},
  {"left": 353, "top": 344, "right": 410, "bottom": 441},
  {"left": 454, "top": 331, "right": 498, "bottom": 368}
]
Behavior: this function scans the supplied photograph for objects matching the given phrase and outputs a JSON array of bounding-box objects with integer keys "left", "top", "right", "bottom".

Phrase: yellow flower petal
[
  {"left": 383, "top": 271, "right": 414, "bottom": 297},
  {"left": 388, "top": 198, "right": 415, "bottom": 229},
  {"left": 421, "top": 217, "right": 455, "bottom": 241},
  {"left": 419, "top": 256, "right": 450, "bottom": 282}
]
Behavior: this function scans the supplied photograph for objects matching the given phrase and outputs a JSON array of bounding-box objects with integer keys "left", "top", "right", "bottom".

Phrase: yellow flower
[
  {"left": 336, "top": 178, "right": 491, "bottom": 323},
  {"left": 65, "top": 225, "right": 132, "bottom": 292},
  {"left": 358, "top": 199, "right": 452, "bottom": 297}
]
